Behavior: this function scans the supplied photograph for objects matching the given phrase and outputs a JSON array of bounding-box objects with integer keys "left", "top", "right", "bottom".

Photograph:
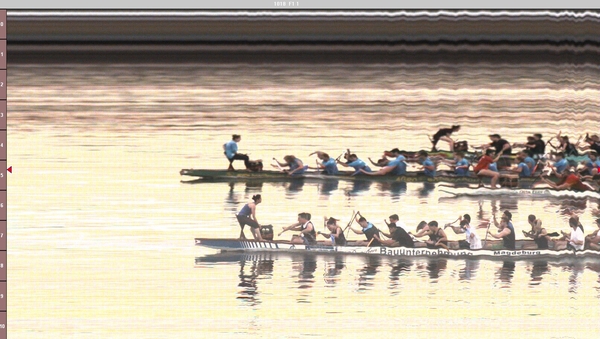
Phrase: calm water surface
[{"left": 8, "top": 62, "right": 600, "bottom": 338}]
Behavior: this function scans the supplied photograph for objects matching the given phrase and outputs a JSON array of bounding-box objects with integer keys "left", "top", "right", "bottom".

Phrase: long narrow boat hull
[
  {"left": 195, "top": 238, "right": 600, "bottom": 260},
  {"left": 180, "top": 168, "right": 559, "bottom": 187}
]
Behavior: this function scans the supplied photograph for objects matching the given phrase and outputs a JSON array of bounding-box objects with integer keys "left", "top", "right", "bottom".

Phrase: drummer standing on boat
[
  {"left": 236, "top": 194, "right": 263, "bottom": 241},
  {"left": 431, "top": 125, "right": 460, "bottom": 152}
]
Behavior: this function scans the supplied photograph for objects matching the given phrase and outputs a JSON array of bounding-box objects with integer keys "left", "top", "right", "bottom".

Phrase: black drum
[
  {"left": 248, "top": 160, "right": 263, "bottom": 172},
  {"left": 260, "top": 225, "right": 274, "bottom": 240},
  {"left": 454, "top": 140, "right": 469, "bottom": 152}
]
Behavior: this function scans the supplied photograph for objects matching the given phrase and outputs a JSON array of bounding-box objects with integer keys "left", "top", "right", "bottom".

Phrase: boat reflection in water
[
  {"left": 195, "top": 252, "right": 600, "bottom": 302},
  {"left": 318, "top": 179, "right": 339, "bottom": 196}
]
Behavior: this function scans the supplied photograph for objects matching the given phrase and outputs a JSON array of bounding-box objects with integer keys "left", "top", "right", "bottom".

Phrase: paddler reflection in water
[
  {"left": 318, "top": 217, "right": 347, "bottom": 246},
  {"left": 279, "top": 212, "right": 317, "bottom": 245},
  {"left": 349, "top": 216, "right": 382, "bottom": 246},
  {"left": 236, "top": 194, "right": 263, "bottom": 241}
]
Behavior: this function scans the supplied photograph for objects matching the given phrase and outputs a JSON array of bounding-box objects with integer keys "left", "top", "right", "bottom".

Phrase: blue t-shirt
[
  {"left": 289, "top": 158, "right": 307, "bottom": 175},
  {"left": 388, "top": 156, "right": 407, "bottom": 175},
  {"left": 585, "top": 159, "right": 600, "bottom": 170},
  {"left": 554, "top": 158, "right": 568, "bottom": 174},
  {"left": 455, "top": 158, "right": 470, "bottom": 176},
  {"left": 517, "top": 162, "right": 531, "bottom": 177},
  {"left": 347, "top": 159, "right": 371, "bottom": 174},
  {"left": 322, "top": 158, "right": 339, "bottom": 175},
  {"left": 524, "top": 157, "right": 536, "bottom": 170},
  {"left": 224, "top": 140, "right": 238, "bottom": 159},
  {"left": 421, "top": 157, "right": 436, "bottom": 177}
]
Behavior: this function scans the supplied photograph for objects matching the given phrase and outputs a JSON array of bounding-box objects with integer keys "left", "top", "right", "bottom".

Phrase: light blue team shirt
[
  {"left": 224, "top": 140, "right": 238, "bottom": 159},
  {"left": 585, "top": 159, "right": 600, "bottom": 170},
  {"left": 322, "top": 158, "right": 339, "bottom": 175},
  {"left": 517, "top": 162, "right": 531, "bottom": 177},
  {"left": 347, "top": 159, "right": 372, "bottom": 174},
  {"left": 455, "top": 158, "right": 470, "bottom": 176},
  {"left": 388, "top": 155, "right": 407, "bottom": 175},
  {"left": 554, "top": 158, "right": 568, "bottom": 174},
  {"left": 289, "top": 158, "right": 307, "bottom": 175},
  {"left": 524, "top": 157, "right": 536, "bottom": 171},
  {"left": 421, "top": 157, "right": 436, "bottom": 177}
]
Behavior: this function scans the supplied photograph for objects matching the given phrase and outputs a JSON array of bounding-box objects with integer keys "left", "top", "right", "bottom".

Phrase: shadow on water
[
  {"left": 344, "top": 180, "right": 373, "bottom": 196},
  {"left": 318, "top": 179, "right": 339, "bottom": 195},
  {"left": 237, "top": 254, "right": 274, "bottom": 306},
  {"left": 388, "top": 258, "right": 413, "bottom": 293}
]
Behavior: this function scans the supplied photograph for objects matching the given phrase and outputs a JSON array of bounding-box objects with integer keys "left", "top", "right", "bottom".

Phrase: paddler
[
  {"left": 541, "top": 166, "right": 594, "bottom": 191},
  {"left": 430, "top": 125, "right": 461, "bottom": 152},
  {"left": 360, "top": 148, "right": 407, "bottom": 176},
  {"left": 507, "top": 152, "right": 532, "bottom": 177},
  {"left": 336, "top": 153, "right": 372, "bottom": 175},
  {"left": 309, "top": 151, "right": 339, "bottom": 175},
  {"left": 522, "top": 215, "right": 550, "bottom": 250},
  {"left": 318, "top": 217, "right": 347, "bottom": 246},
  {"left": 473, "top": 149, "right": 501, "bottom": 189},
  {"left": 585, "top": 218, "right": 600, "bottom": 250},
  {"left": 378, "top": 221, "right": 414, "bottom": 248},
  {"left": 349, "top": 216, "right": 382, "bottom": 246},
  {"left": 417, "top": 150, "right": 436, "bottom": 177},
  {"left": 236, "top": 194, "right": 263, "bottom": 241},
  {"left": 418, "top": 221, "right": 448, "bottom": 249},
  {"left": 487, "top": 211, "right": 515, "bottom": 250},
  {"left": 280, "top": 212, "right": 317, "bottom": 245},
  {"left": 273, "top": 155, "right": 307, "bottom": 176},
  {"left": 553, "top": 217, "right": 585, "bottom": 251}
]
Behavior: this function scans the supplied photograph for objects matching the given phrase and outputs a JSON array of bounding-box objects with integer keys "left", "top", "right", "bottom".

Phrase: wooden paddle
[
  {"left": 271, "top": 158, "right": 285, "bottom": 172},
  {"left": 483, "top": 221, "right": 492, "bottom": 248}
]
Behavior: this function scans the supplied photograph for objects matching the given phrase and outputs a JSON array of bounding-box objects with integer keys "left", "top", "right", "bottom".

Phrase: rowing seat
[{"left": 499, "top": 174, "right": 519, "bottom": 188}]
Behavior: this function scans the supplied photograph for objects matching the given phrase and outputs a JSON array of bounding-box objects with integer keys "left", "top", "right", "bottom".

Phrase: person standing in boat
[
  {"left": 522, "top": 215, "right": 550, "bottom": 250},
  {"left": 487, "top": 212, "right": 515, "bottom": 250},
  {"left": 349, "top": 216, "right": 382, "bottom": 247},
  {"left": 318, "top": 217, "right": 347, "bottom": 246},
  {"left": 309, "top": 151, "right": 339, "bottom": 175},
  {"left": 585, "top": 218, "right": 600, "bottom": 250},
  {"left": 224, "top": 134, "right": 252, "bottom": 171},
  {"left": 280, "top": 212, "right": 317, "bottom": 245},
  {"left": 337, "top": 153, "right": 372, "bottom": 175},
  {"left": 273, "top": 155, "right": 307, "bottom": 176},
  {"left": 236, "top": 194, "right": 263, "bottom": 241},
  {"left": 430, "top": 125, "right": 461, "bottom": 152},
  {"left": 360, "top": 148, "right": 407, "bottom": 176}
]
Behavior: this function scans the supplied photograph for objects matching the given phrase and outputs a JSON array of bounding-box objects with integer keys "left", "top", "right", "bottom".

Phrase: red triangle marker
[{"left": 7, "top": 166, "right": 11, "bottom": 173}]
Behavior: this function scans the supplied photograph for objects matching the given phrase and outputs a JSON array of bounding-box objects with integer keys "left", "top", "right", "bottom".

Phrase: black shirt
[
  {"left": 391, "top": 227, "right": 414, "bottom": 248},
  {"left": 591, "top": 142, "right": 600, "bottom": 154},
  {"left": 491, "top": 139, "right": 512, "bottom": 155},
  {"left": 433, "top": 128, "right": 454, "bottom": 142},
  {"left": 532, "top": 139, "right": 545, "bottom": 155},
  {"left": 363, "top": 224, "right": 381, "bottom": 246}
]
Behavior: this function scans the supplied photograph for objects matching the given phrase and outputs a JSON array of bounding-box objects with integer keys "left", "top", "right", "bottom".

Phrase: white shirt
[
  {"left": 465, "top": 224, "right": 482, "bottom": 250},
  {"left": 569, "top": 227, "right": 585, "bottom": 251}
]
